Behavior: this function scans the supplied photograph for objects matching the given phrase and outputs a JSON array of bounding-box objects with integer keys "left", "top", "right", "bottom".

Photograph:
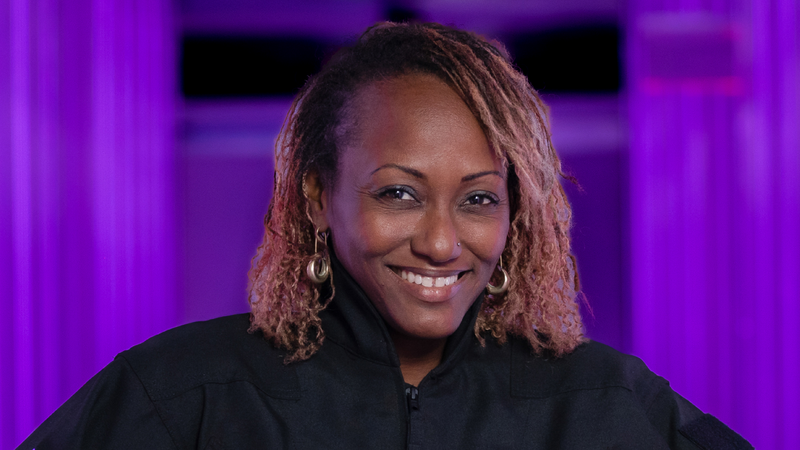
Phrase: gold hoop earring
[
  {"left": 306, "top": 229, "right": 330, "bottom": 284},
  {"left": 486, "top": 256, "right": 509, "bottom": 295}
]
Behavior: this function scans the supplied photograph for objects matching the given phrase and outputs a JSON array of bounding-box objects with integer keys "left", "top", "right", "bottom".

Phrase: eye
[
  {"left": 377, "top": 186, "right": 416, "bottom": 202},
  {"left": 464, "top": 192, "right": 499, "bottom": 206}
]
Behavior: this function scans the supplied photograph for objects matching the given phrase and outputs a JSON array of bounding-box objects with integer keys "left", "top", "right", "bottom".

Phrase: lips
[
  {"left": 400, "top": 269, "right": 458, "bottom": 287},
  {"left": 389, "top": 265, "right": 468, "bottom": 289}
]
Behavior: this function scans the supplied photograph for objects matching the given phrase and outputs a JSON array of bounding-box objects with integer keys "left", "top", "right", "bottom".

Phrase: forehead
[
  {"left": 348, "top": 74, "right": 474, "bottom": 136},
  {"left": 337, "top": 73, "right": 500, "bottom": 177}
]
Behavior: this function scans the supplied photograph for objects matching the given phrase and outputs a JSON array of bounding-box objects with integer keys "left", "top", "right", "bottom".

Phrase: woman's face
[{"left": 316, "top": 73, "right": 510, "bottom": 341}]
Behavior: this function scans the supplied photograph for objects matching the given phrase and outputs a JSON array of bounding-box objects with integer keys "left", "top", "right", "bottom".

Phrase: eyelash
[
  {"left": 376, "top": 186, "right": 417, "bottom": 202},
  {"left": 375, "top": 186, "right": 499, "bottom": 207},
  {"left": 464, "top": 191, "right": 499, "bottom": 206}
]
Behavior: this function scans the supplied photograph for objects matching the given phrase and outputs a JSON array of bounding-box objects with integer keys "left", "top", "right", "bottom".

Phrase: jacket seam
[
  {"left": 143, "top": 378, "right": 300, "bottom": 402},
  {"left": 118, "top": 354, "right": 181, "bottom": 449},
  {"left": 644, "top": 379, "right": 671, "bottom": 416},
  {"left": 512, "top": 383, "right": 633, "bottom": 399}
]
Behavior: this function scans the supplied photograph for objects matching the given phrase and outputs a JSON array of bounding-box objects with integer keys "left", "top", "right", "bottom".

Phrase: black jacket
[{"left": 20, "top": 260, "right": 751, "bottom": 449}]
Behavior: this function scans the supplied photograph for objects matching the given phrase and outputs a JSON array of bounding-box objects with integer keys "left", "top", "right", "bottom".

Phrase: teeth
[{"left": 399, "top": 269, "right": 458, "bottom": 287}]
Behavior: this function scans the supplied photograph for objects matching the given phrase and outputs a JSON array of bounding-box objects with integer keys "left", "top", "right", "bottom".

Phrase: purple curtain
[
  {"left": 629, "top": 0, "right": 799, "bottom": 447},
  {"left": 0, "top": 0, "right": 178, "bottom": 446}
]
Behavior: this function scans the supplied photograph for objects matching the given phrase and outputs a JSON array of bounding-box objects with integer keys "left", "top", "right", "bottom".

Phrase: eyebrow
[
  {"left": 371, "top": 164, "right": 425, "bottom": 179},
  {"left": 371, "top": 164, "right": 503, "bottom": 183},
  {"left": 461, "top": 170, "right": 503, "bottom": 182}
]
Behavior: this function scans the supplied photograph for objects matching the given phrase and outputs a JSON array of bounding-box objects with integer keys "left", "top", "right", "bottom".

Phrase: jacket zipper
[
  {"left": 405, "top": 385, "right": 419, "bottom": 411},
  {"left": 405, "top": 385, "right": 420, "bottom": 449}
]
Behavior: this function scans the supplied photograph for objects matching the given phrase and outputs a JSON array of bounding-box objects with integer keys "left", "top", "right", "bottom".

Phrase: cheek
[
  {"left": 459, "top": 215, "right": 510, "bottom": 261},
  {"left": 357, "top": 210, "right": 418, "bottom": 255},
  {"left": 328, "top": 195, "right": 416, "bottom": 258}
]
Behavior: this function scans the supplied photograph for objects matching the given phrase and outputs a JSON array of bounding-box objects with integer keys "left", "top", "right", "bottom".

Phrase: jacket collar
[{"left": 319, "top": 253, "right": 483, "bottom": 372}]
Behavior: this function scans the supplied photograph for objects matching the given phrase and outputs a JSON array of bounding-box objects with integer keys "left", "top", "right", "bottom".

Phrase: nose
[{"left": 410, "top": 207, "right": 461, "bottom": 263}]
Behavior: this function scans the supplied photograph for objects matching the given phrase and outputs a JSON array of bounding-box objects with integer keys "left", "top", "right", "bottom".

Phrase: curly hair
[{"left": 248, "top": 21, "right": 585, "bottom": 362}]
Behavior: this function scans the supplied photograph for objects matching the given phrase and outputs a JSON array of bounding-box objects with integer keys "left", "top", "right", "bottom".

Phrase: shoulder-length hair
[{"left": 248, "top": 22, "right": 585, "bottom": 362}]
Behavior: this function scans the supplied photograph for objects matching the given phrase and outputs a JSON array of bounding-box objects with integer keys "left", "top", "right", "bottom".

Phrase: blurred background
[{"left": 1, "top": 0, "right": 797, "bottom": 447}]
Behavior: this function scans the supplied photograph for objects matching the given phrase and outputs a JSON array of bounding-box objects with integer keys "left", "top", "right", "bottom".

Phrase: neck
[{"left": 391, "top": 331, "right": 447, "bottom": 386}]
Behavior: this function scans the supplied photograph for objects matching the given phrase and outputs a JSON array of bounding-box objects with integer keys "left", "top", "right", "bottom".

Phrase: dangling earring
[
  {"left": 306, "top": 228, "right": 330, "bottom": 284},
  {"left": 486, "top": 256, "right": 509, "bottom": 295}
]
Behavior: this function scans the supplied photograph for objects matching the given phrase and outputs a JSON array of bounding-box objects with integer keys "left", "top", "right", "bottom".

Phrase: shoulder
[
  {"left": 510, "top": 339, "right": 663, "bottom": 401},
  {"left": 510, "top": 339, "right": 753, "bottom": 449},
  {"left": 119, "top": 314, "right": 299, "bottom": 401}
]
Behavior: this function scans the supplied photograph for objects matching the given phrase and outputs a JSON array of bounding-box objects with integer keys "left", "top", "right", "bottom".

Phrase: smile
[
  {"left": 402, "top": 270, "right": 457, "bottom": 287},
  {"left": 392, "top": 267, "right": 465, "bottom": 288}
]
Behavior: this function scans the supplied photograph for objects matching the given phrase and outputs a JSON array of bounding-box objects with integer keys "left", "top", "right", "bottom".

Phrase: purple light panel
[
  {"left": 0, "top": 0, "right": 178, "bottom": 446},
  {"left": 2, "top": 0, "right": 797, "bottom": 447},
  {"left": 629, "top": 1, "right": 799, "bottom": 448}
]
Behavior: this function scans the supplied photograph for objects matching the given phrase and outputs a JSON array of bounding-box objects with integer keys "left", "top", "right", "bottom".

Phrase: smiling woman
[
  {"left": 304, "top": 74, "right": 511, "bottom": 384},
  {"left": 20, "top": 22, "right": 751, "bottom": 449}
]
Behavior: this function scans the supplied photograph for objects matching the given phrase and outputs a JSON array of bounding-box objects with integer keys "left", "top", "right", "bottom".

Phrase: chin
[{"left": 392, "top": 310, "right": 466, "bottom": 340}]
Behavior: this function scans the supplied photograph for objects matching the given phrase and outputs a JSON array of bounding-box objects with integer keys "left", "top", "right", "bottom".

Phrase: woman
[{"left": 20, "top": 22, "right": 750, "bottom": 449}]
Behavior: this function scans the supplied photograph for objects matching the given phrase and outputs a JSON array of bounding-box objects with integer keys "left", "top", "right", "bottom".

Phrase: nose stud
[{"left": 457, "top": 242, "right": 461, "bottom": 247}]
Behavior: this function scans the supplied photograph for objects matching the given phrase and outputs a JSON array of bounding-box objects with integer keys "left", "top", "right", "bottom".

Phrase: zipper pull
[{"left": 405, "top": 385, "right": 420, "bottom": 411}]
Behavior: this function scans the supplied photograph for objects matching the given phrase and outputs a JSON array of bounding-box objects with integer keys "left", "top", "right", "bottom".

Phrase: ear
[{"left": 303, "top": 169, "right": 330, "bottom": 232}]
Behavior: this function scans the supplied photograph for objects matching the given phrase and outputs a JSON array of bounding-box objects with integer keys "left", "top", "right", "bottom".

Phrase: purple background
[{"left": 1, "top": 0, "right": 798, "bottom": 448}]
